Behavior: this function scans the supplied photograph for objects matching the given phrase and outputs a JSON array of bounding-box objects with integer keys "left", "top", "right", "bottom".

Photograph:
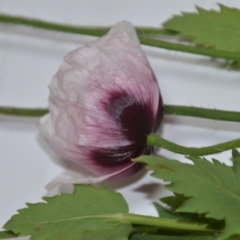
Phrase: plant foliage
[
  {"left": 135, "top": 150, "right": 240, "bottom": 239},
  {"left": 163, "top": 4, "right": 240, "bottom": 53},
  {"left": 4, "top": 185, "right": 132, "bottom": 240}
]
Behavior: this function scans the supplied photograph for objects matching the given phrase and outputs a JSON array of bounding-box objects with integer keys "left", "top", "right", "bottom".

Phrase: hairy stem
[
  {"left": 0, "top": 106, "right": 48, "bottom": 117},
  {"left": 1, "top": 105, "right": 240, "bottom": 123},
  {"left": 1, "top": 14, "right": 240, "bottom": 61},
  {"left": 139, "top": 37, "right": 240, "bottom": 61},
  {"left": 164, "top": 105, "right": 240, "bottom": 122},
  {"left": 147, "top": 133, "right": 240, "bottom": 156},
  {"left": 0, "top": 14, "right": 171, "bottom": 37}
]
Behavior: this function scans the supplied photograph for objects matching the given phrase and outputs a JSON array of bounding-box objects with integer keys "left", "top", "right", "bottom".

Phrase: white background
[{"left": 1, "top": 1, "right": 240, "bottom": 239}]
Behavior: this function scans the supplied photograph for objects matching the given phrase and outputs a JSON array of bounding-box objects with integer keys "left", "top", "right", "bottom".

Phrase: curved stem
[
  {"left": 147, "top": 133, "right": 240, "bottom": 156},
  {"left": 0, "top": 14, "right": 240, "bottom": 61}
]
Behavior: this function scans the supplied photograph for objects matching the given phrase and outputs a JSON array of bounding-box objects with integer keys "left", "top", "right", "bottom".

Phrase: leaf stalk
[
  {"left": 0, "top": 213, "right": 218, "bottom": 240},
  {"left": 119, "top": 213, "right": 216, "bottom": 233}
]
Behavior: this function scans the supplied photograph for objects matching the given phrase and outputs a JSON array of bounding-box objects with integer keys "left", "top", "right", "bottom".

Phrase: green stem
[
  {"left": 120, "top": 213, "right": 216, "bottom": 234},
  {"left": 139, "top": 37, "right": 240, "bottom": 61},
  {"left": 1, "top": 105, "right": 240, "bottom": 123},
  {"left": 147, "top": 133, "right": 240, "bottom": 156},
  {"left": 0, "top": 14, "right": 171, "bottom": 37},
  {"left": 164, "top": 105, "right": 240, "bottom": 122},
  {"left": 0, "top": 14, "right": 240, "bottom": 61},
  {"left": 0, "top": 106, "right": 48, "bottom": 117},
  {"left": 0, "top": 231, "right": 18, "bottom": 239}
]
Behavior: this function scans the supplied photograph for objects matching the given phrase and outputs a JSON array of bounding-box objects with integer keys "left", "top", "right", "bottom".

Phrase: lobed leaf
[
  {"left": 3, "top": 184, "right": 132, "bottom": 240},
  {"left": 135, "top": 150, "right": 240, "bottom": 239},
  {"left": 163, "top": 4, "right": 240, "bottom": 53}
]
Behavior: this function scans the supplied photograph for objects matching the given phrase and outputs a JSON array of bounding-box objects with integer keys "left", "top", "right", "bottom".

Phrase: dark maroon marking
[
  {"left": 108, "top": 93, "right": 153, "bottom": 142},
  {"left": 154, "top": 94, "right": 164, "bottom": 132},
  {"left": 90, "top": 91, "right": 164, "bottom": 167},
  {"left": 90, "top": 143, "right": 154, "bottom": 166}
]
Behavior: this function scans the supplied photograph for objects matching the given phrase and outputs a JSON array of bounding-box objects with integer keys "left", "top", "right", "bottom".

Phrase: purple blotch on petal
[{"left": 90, "top": 91, "right": 163, "bottom": 167}]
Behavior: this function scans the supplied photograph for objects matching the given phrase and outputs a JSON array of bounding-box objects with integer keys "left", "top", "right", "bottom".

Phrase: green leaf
[
  {"left": 135, "top": 152, "right": 240, "bottom": 239},
  {"left": 160, "top": 194, "right": 187, "bottom": 210},
  {"left": 226, "top": 60, "right": 240, "bottom": 69},
  {"left": 232, "top": 148, "right": 240, "bottom": 158},
  {"left": 130, "top": 232, "right": 218, "bottom": 240},
  {"left": 0, "top": 230, "right": 18, "bottom": 239},
  {"left": 4, "top": 184, "right": 132, "bottom": 240},
  {"left": 160, "top": 196, "right": 224, "bottom": 231},
  {"left": 163, "top": 4, "right": 240, "bottom": 53},
  {"left": 153, "top": 202, "right": 188, "bottom": 221},
  {"left": 231, "top": 149, "right": 240, "bottom": 183}
]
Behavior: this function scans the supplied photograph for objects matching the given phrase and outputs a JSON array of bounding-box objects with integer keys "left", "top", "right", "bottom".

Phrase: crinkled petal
[{"left": 39, "top": 21, "right": 163, "bottom": 186}]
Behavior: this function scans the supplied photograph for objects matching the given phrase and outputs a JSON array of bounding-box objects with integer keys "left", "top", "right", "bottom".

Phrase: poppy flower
[{"left": 39, "top": 21, "right": 164, "bottom": 188}]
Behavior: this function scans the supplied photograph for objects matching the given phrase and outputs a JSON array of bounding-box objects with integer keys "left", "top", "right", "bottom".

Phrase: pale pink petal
[
  {"left": 45, "top": 162, "right": 137, "bottom": 190},
  {"left": 39, "top": 21, "right": 163, "bottom": 187}
]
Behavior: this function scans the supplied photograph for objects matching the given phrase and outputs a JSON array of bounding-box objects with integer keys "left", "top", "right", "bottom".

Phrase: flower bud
[{"left": 39, "top": 21, "right": 164, "bottom": 188}]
